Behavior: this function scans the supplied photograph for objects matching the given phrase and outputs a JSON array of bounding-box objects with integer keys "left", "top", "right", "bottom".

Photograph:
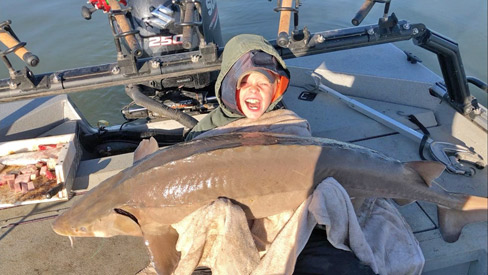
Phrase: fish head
[
  {"left": 52, "top": 173, "right": 143, "bottom": 237},
  {"left": 52, "top": 205, "right": 142, "bottom": 238}
]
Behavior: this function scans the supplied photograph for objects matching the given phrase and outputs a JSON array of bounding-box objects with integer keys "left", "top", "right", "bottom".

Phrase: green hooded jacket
[{"left": 185, "top": 34, "right": 290, "bottom": 141}]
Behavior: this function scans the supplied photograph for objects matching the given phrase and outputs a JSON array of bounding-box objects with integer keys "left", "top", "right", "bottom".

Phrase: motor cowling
[{"left": 126, "top": 0, "right": 223, "bottom": 58}]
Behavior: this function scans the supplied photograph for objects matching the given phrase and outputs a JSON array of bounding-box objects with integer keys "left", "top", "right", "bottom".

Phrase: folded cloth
[
  {"left": 172, "top": 198, "right": 261, "bottom": 275},
  {"left": 252, "top": 177, "right": 379, "bottom": 274},
  {"left": 194, "top": 109, "right": 312, "bottom": 140},
  {"left": 170, "top": 178, "right": 423, "bottom": 275},
  {"left": 358, "top": 198, "right": 425, "bottom": 274}
]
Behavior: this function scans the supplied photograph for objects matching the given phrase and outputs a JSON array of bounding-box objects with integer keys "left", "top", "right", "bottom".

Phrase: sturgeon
[{"left": 52, "top": 132, "right": 488, "bottom": 274}]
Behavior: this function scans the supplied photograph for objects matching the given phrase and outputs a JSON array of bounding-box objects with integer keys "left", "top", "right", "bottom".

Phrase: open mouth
[{"left": 245, "top": 98, "right": 261, "bottom": 110}]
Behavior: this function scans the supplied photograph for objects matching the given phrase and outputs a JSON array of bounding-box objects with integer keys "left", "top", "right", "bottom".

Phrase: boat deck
[
  {"left": 1, "top": 44, "right": 486, "bottom": 274},
  {"left": 284, "top": 44, "right": 487, "bottom": 274}
]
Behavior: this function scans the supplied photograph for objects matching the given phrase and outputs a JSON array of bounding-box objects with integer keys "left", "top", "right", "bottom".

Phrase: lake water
[{"left": 1, "top": 0, "right": 486, "bottom": 126}]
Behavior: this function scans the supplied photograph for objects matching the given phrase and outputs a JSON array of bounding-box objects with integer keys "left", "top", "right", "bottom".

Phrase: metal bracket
[
  {"left": 117, "top": 53, "right": 139, "bottom": 76},
  {"left": 199, "top": 43, "right": 218, "bottom": 63},
  {"left": 377, "top": 12, "right": 399, "bottom": 36},
  {"left": 288, "top": 27, "right": 311, "bottom": 49},
  {"left": 8, "top": 67, "right": 36, "bottom": 90}
]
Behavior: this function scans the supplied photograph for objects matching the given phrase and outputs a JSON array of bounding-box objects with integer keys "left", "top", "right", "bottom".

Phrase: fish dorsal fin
[
  {"left": 405, "top": 161, "right": 445, "bottom": 187},
  {"left": 133, "top": 137, "right": 159, "bottom": 165}
]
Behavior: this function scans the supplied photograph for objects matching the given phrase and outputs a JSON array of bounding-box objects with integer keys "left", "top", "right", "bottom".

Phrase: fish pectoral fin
[
  {"left": 143, "top": 226, "right": 181, "bottom": 275},
  {"left": 405, "top": 161, "right": 445, "bottom": 186}
]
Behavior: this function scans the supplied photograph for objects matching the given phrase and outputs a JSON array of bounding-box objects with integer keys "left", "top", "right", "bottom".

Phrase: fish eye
[{"left": 79, "top": 226, "right": 87, "bottom": 232}]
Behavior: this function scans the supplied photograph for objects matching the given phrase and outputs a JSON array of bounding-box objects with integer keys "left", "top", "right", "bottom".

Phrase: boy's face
[{"left": 238, "top": 71, "right": 276, "bottom": 120}]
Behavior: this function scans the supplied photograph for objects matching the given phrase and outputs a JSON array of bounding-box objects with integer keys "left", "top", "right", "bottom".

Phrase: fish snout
[
  {"left": 51, "top": 220, "right": 69, "bottom": 236},
  {"left": 52, "top": 215, "right": 87, "bottom": 236}
]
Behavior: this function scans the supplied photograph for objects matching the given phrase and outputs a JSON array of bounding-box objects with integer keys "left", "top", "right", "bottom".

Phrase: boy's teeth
[
  {"left": 245, "top": 98, "right": 260, "bottom": 110},
  {"left": 245, "top": 99, "right": 259, "bottom": 104}
]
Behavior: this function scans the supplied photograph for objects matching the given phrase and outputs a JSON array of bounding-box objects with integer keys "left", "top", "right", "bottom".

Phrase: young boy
[{"left": 185, "top": 34, "right": 290, "bottom": 141}]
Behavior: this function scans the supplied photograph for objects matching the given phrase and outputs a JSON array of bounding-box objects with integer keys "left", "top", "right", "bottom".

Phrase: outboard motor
[
  {"left": 84, "top": 0, "right": 223, "bottom": 122},
  {"left": 124, "top": 0, "right": 223, "bottom": 120},
  {"left": 127, "top": 0, "right": 223, "bottom": 57}
]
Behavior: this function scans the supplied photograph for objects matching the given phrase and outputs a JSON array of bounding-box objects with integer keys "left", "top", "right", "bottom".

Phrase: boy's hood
[{"left": 215, "top": 34, "right": 290, "bottom": 118}]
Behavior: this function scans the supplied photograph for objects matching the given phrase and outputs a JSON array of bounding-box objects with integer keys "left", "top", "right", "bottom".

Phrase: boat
[{"left": 0, "top": 0, "right": 486, "bottom": 274}]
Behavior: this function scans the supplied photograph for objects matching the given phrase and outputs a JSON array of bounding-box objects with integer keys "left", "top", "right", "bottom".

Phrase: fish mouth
[
  {"left": 52, "top": 214, "right": 69, "bottom": 235},
  {"left": 52, "top": 211, "right": 92, "bottom": 237},
  {"left": 52, "top": 222, "right": 75, "bottom": 236},
  {"left": 52, "top": 219, "right": 84, "bottom": 236},
  {"left": 52, "top": 218, "right": 107, "bottom": 237}
]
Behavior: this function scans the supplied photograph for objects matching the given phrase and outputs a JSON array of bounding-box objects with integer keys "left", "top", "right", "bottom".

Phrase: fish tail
[{"left": 437, "top": 195, "right": 488, "bottom": 243}]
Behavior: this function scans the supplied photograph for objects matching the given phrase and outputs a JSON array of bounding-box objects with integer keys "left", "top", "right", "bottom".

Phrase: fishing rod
[
  {"left": 106, "top": 0, "right": 142, "bottom": 57},
  {"left": 0, "top": 20, "right": 39, "bottom": 75}
]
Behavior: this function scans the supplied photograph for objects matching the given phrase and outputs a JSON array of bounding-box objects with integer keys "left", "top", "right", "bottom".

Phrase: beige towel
[
  {"left": 170, "top": 179, "right": 423, "bottom": 275},
  {"left": 194, "top": 109, "right": 312, "bottom": 139}
]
